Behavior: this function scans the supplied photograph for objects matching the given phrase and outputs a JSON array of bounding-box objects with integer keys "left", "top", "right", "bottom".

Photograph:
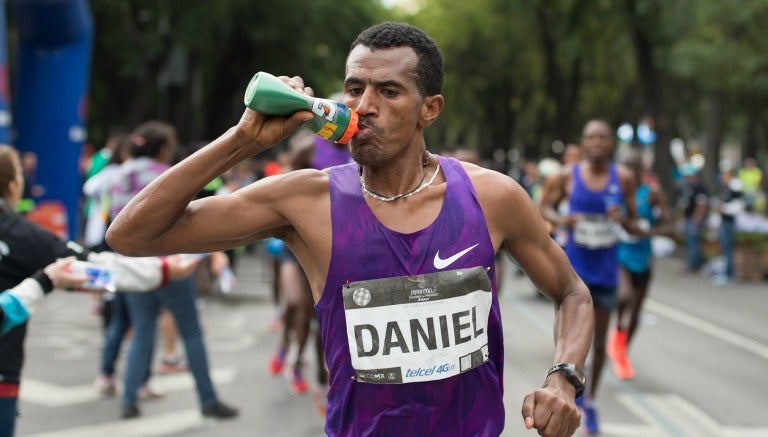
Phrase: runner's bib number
[
  {"left": 343, "top": 266, "right": 492, "bottom": 384},
  {"left": 573, "top": 215, "right": 618, "bottom": 248}
]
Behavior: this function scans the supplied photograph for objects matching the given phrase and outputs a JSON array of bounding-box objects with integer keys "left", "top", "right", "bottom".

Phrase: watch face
[
  {"left": 569, "top": 364, "right": 586, "bottom": 385},
  {"left": 548, "top": 364, "right": 585, "bottom": 397}
]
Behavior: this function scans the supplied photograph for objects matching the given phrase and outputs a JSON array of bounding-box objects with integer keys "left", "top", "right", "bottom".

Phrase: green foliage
[
  {"left": 79, "top": 0, "right": 768, "bottom": 165},
  {"left": 413, "top": 0, "right": 635, "bottom": 158},
  {"left": 86, "top": 0, "right": 388, "bottom": 145},
  {"left": 669, "top": 0, "right": 768, "bottom": 93}
]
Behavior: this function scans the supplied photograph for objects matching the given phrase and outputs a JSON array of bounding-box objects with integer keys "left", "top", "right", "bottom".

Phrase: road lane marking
[
  {"left": 645, "top": 299, "right": 768, "bottom": 361},
  {"left": 25, "top": 409, "right": 209, "bottom": 437},
  {"left": 618, "top": 393, "right": 768, "bottom": 437},
  {"left": 503, "top": 276, "right": 768, "bottom": 436},
  {"left": 21, "top": 367, "right": 236, "bottom": 407}
]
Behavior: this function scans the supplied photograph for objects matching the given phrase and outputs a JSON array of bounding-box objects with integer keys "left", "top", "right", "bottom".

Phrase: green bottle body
[{"left": 243, "top": 72, "right": 358, "bottom": 144}]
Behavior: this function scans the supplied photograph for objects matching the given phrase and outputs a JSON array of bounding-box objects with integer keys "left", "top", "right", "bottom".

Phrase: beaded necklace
[{"left": 359, "top": 154, "right": 440, "bottom": 202}]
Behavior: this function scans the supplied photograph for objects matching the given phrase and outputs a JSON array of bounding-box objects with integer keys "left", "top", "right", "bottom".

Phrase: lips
[{"left": 354, "top": 124, "right": 376, "bottom": 140}]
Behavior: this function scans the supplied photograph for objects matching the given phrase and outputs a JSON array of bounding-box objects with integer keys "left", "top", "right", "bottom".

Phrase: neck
[
  {"left": 360, "top": 152, "right": 437, "bottom": 202},
  {"left": 361, "top": 151, "right": 431, "bottom": 197},
  {"left": 586, "top": 158, "right": 611, "bottom": 173}
]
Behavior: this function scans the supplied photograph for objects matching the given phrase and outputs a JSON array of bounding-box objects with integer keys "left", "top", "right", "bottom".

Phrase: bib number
[
  {"left": 573, "top": 216, "right": 618, "bottom": 248},
  {"left": 343, "top": 266, "right": 492, "bottom": 384}
]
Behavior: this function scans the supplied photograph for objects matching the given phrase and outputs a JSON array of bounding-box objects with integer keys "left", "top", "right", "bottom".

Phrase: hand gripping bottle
[
  {"left": 243, "top": 71, "right": 358, "bottom": 144},
  {"left": 66, "top": 260, "right": 117, "bottom": 293}
]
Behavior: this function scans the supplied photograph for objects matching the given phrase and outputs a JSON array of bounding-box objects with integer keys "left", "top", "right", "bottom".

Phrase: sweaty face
[
  {"left": 343, "top": 45, "right": 425, "bottom": 166},
  {"left": 581, "top": 121, "right": 614, "bottom": 162}
]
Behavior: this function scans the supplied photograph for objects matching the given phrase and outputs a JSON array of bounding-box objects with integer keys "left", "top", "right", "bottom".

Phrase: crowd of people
[
  {"left": 2, "top": 20, "right": 767, "bottom": 437},
  {"left": 0, "top": 143, "right": 213, "bottom": 435},
  {"left": 509, "top": 128, "right": 766, "bottom": 434}
]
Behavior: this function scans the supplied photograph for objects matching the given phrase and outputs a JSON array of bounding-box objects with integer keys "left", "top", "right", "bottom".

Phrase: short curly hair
[{"left": 350, "top": 22, "right": 443, "bottom": 97}]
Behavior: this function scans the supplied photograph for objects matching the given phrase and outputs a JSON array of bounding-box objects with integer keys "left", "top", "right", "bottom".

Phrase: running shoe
[
  {"left": 202, "top": 401, "right": 240, "bottom": 419},
  {"left": 575, "top": 395, "right": 599, "bottom": 435},
  {"left": 94, "top": 374, "right": 116, "bottom": 397},
  {"left": 157, "top": 356, "right": 187, "bottom": 374},
  {"left": 121, "top": 404, "right": 140, "bottom": 419},
  {"left": 606, "top": 328, "right": 619, "bottom": 360},
  {"left": 268, "top": 346, "right": 287, "bottom": 375},
  {"left": 139, "top": 383, "right": 166, "bottom": 400},
  {"left": 712, "top": 274, "right": 731, "bottom": 287},
  {"left": 582, "top": 403, "right": 599, "bottom": 435},
  {"left": 291, "top": 367, "right": 309, "bottom": 394},
  {"left": 614, "top": 354, "right": 635, "bottom": 380},
  {"left": 607, "top": 329, "right": 635, "bottom": 380}
]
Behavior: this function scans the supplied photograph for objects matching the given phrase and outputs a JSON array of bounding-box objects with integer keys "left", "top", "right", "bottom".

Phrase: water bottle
[
  {"left": 243, "top": 71, "right": 358, "bottom": 144},
  {"left": 67, "top": 260, "right": 116, "bottom": 292}
]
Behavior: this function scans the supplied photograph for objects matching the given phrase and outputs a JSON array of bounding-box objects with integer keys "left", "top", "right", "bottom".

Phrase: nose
[{"left": 349, "top": 88, "right": 377, "bottom": 118}]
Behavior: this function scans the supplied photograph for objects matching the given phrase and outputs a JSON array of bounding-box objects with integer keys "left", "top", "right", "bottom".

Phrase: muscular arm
[
  {"left": 502, "top": 186, "right": 592, "bottom": 371},
  {"left": 470, "top": 166, "right": 591, "bottom": 433},
  {"left": 539, "top": 171, "right": 570, "bottom": 228},
  {"left": 474, "top": 166, "right": 593, "bottom": 372}
]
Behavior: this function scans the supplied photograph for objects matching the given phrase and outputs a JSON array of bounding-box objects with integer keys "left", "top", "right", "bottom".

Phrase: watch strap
[{"left": 546, "top": 363, "right": 585, "bottom": 398}]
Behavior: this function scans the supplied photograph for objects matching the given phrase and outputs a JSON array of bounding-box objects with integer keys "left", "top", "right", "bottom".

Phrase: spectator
[
  {"left": 677, "top": 163, "right": 709, "bottom": 273},
  {"left": 713, "top": 162, "right": 744, "bottom": 285},
  {"left": 109, "top": 121, "right": 238, "bottom": 420},
  {"left": 0, "top": 144, "right": 199, "bottom": 436},
  {"left": 738, "top": 157, "right": 763, "bottom": 212}
]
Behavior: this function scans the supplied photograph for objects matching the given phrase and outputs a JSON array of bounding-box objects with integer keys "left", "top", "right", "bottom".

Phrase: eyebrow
[{"left": 344, "top": 76, "right": 406, "bottom": 90}]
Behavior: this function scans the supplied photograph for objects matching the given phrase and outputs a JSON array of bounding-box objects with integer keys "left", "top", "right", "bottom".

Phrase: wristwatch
[{"left": 546, "top": 363, "right": 586, "bottom": 398}]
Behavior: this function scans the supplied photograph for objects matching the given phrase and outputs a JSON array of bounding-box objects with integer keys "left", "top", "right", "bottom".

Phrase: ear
[{"left": 418, "top": 94, "right": 444, "bottom": 129}]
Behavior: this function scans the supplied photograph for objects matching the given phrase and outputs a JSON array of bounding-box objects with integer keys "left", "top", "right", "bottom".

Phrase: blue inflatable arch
[{"left": 5, "top": 0, "right": 92, "bottom": 239}]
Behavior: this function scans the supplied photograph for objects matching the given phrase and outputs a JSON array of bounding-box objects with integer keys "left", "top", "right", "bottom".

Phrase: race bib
[
  {"left": 573, "top": 215, "right": 618, "bottom": 248},
  {"left": 343, "top": 266, "right": 492, "bottom": 384}
]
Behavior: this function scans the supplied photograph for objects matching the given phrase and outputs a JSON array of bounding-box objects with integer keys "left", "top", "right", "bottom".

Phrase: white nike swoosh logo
[{"left": 433, "top": 244, "right": 480, "bottom": 269}]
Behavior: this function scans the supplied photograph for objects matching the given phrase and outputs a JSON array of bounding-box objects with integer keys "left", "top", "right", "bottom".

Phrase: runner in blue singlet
[{"left": 540, "top": 119, "right": 640, "bottom": 435}]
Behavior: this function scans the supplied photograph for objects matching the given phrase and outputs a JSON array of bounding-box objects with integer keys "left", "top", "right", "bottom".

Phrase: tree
[
  {"left": 669, "top": 0, "right": 768, "bottom": 177},
  {"left": 87, "top": 0, "right": 386, "bottom": 147}
]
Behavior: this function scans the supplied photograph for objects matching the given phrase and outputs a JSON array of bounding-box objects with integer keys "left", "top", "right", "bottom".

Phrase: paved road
[{"left": 14, "top": 248, "right": 768, "bottom": 437}]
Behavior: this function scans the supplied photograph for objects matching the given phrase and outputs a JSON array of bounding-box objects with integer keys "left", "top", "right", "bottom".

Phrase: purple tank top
[
  {"left": 312, "top": 137, "right": 352, "bottom": 170},
  {"left": 317, "top": 156, "right": 505, "bottom": 436},
  {"left": 565, "top": 163, "right": 622, "bottom": 287}
]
